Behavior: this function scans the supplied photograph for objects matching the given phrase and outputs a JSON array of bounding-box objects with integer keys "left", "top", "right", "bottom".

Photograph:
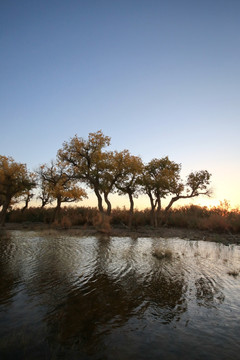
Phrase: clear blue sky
[{"left": 1, "top": 0, "right": 240, "bottom": 208}]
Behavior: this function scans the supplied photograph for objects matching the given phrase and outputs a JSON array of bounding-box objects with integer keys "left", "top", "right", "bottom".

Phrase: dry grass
[
  {"left": 93, "top": 212, "right": 111, "bottom": 234},
  {"left": 60, "top": 215, "right": 72, "bottom": 229},
  {"left": 6, "top": 203, "right": 240, "bottom": 234}
]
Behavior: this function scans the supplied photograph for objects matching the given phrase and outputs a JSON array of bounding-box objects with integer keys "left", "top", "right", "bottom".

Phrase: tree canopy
[
  {"left": 58, "top": 130, "right": 111, "bottom": 213},
  {"left": 37, "top": 160, "right": 87, "bottom": 223},
  {"left": 1, "top": 130, "right": 212, "bottom": 227},
  {"left": 0, "top": 156, "right": 35, "bottom": 225}
]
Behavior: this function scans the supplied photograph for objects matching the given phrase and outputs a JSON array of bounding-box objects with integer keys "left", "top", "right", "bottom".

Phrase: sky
[{"left": 1, "top": 0, "right": 240, "bottom": 210}]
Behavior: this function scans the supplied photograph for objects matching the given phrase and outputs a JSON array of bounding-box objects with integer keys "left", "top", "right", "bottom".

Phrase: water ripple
[{"left": 0, "top": 232, "right": 240, "bottom": 359}]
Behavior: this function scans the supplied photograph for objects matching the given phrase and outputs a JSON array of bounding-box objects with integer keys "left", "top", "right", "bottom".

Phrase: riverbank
[{"left": 2, "top": 222, "right": 240, "bottom": 245}]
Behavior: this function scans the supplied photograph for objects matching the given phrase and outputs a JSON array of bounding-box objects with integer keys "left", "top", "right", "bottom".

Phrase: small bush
[
  {"left": 152, "top": 248, "right": 173, "bottom": 260},
  {"left": 227, "top": 270, "right": 239, "bottom": 277}
]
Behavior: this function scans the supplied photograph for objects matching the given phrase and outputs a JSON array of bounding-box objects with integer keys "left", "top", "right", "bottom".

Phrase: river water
[{"left": 0, "top": 231, "right": 240, "bottom": 359}]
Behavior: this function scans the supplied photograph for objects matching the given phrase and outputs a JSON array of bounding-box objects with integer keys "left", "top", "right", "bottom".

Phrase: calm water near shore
[{"left": 0, "top": 231, "right": 240, "bottom": 359}]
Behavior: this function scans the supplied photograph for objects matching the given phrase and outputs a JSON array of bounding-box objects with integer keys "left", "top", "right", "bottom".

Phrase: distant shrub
[
  {"left": 8, "top": 207, "right": 49, "bottom": 223},
  {"left": 111, "top": 208, "right": 129, "bottom": 226},
  {"left": 60, "top": 215, "right": 72, "bottom": 229},
  {"left": 152, "top": 248, "right": 173, "bottom": 260},
  {"left": 134, "top": 209, "right": 151, "bottom": 226},
  {"left": 167, "top": 211, "right": 189, "bottom": 228},
  {"left": 226, "top": 211, "right": 240, "bottom": 233},
  {"left": 198, "top": 213, "right": 229, "bottom": 232}
]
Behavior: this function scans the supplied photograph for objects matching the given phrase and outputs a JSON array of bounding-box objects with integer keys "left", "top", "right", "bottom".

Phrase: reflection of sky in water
[{"left": 0, "top": 231, "right": 240, "bottom": 359}]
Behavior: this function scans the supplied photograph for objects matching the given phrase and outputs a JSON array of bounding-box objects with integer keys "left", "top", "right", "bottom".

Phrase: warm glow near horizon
[{"left": 19, "top": 191, "right": 240, "bottom": 212}]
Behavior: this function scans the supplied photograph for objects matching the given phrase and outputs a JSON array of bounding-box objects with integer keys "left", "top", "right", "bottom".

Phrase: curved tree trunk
[
  {"left": 21, "top": 194, "right": 31, "bottom": 213},
  {"left": 40, "top": 195, "right": 50, "bottom": 208},
  {"left": 163, "top": 196, "right": 182, "bottom": 225},
  {"left": 94, "top": 188, "right": 104, "bottom": 213},
  {"left": 104, "top": 192, "right": 112, "bottom": 216},
  {"left": 165, "top": 197, "right": 178, "bottom": 213},
  {"left": 21, "top": 203, "right": 28, "bottom": 213},
  {"left": 147, "top": 193, "right": 156, "bottom": 227},
  {"left": 0, "top": 197, "right": 11, "bottom": 227}
]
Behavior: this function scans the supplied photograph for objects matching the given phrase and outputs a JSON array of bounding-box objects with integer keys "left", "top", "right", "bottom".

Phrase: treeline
[
  {"left": 0, "top": 130, "right": 211, "bottom": 227},
  {"left": 6, "top": 203, "right": 240, "bottom": 233}
]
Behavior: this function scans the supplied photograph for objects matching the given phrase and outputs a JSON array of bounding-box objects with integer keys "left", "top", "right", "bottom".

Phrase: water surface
[{"left": 0, "top": 231, "right": 240, "bottom": 359}]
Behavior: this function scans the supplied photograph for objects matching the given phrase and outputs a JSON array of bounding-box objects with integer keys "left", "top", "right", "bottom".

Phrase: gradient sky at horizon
[{"left": 1, "top": 0, "right": 240, "bottom": 209}]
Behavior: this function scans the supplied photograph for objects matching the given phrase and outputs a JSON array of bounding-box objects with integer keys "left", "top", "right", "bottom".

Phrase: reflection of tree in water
[
  {"left": 45, "top": 272, "right": 187, "bottom": 356},
  {"left": 0, "top": 234, "right": 19, "bottom": 307},
  {"left": 145, "top": 273, "right": 187, "bottom": 324},
  {"left": 42, "top": 239, "right": 187, "bottom": 356},
  {"left": 195, "top": 276, "right": 225, "bottom": 308},
  {"left": 0, "top": 235, "right": 228, "bottom": 358}
]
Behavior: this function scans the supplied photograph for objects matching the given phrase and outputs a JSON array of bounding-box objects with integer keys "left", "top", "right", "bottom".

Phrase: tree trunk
[
  {"left": 165, "top": 194, "right": 194, "bottom": 225},
  {"left": 21, "top": 194, "right": 31, "bottom": 213},
  {"left": 128, "top": 192, "right": 134, "bottom": 228},
  {"left": 94, "top": 188, "right": 104, "bottom": 213},
  {"left": 165, "top": 197, "right": 178, "bottom": 213},
  {"left": 156, "top": 196, "right": 161, "bottom": 226},
  {"left": 53, "top": 198, "right": 62, "bottom": 223},
  {"left": 41, "top": 196, "right": 49, "bottom": 208},
  {"left": 0, "top": 197, "right": 11, "bottom": 227},
  {"left": 147, "top": 193, "right": 156, "bottom": 227},
  {"left": 104, "top": 192, "right": 112, "bottom": 216}
]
